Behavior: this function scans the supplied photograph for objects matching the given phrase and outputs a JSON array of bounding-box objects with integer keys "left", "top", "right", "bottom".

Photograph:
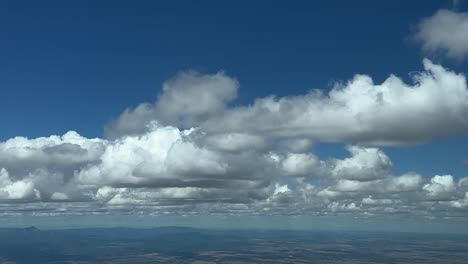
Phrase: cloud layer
[
  {"left": 1, "top": 127, "right": 468, "bottom": 217},
  {"left": 1, "top": 60, "right": 468, "bottom": 219}
]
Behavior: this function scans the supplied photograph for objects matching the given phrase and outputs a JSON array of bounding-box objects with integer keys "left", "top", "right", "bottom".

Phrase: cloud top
[{"left": 108, "top": 60, "right": 468, "bottom": 147}]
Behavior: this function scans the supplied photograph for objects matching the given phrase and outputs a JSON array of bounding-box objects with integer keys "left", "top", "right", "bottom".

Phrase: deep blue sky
[{"left": 0, "top": 0, "right": 466, "bottom": 177}]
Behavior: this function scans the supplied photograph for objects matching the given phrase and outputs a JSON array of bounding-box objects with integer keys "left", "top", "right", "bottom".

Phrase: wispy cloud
[{"left": 415, "top": 9, "right": 468, "bottom": 60}]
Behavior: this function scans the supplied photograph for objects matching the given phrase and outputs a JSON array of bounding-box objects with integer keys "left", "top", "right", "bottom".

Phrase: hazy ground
[{"left": 0, "top": 227, "right": 467, "bottom": 263}]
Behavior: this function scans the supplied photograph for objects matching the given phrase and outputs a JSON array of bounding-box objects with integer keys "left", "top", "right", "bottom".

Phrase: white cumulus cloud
[{"left": 0, "top": 60, "right": 467, "bottom": 219}]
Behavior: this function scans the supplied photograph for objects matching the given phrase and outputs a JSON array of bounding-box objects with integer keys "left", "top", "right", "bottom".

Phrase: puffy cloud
[
  {"left": 415, "top": 9, "right": 468, "bottom": 60},
  {"left": 107, "top": 60, "right": 468, "bottom": 147},
  {"left": 329, "top": 146, "right": 393, "bottom": 181},
  {"left": 78, "top": 124, "right": 277, "bottom": 193},
  {"left": 154, "top": 71, "right": 238, "bottom": 125},
  {"left": 281, "top": 153, "right": 319, "bottom": 177},
  {"left": 201, "top": 60, "right": 468, "bottom": 146},
  {"left": 423, "top": 175, "right": 456, "bottom": 199},
  {"left": 106, "top": 71, "right": 238, "bottom": 138},
  {"left": 0, "top": 131, "right": 105, "bottom": 179},
  {"left": 459, "top": 177, "right": 468, "bottom": 189},
  {"left": 331, "top": 173, "right": 423, "bottom": 194},
  {"left": 450, "top": 192, "right": 468, "bottom": 208},
  {"left": 0, "top": 132, "right": 105, "bottom": 202},
  {"left": 0, "top": 129, "right": 464, "bottom": 217},
  {"left": 0, "top": 125, "right": 278, "bottom": 207},
  {"left": 265, "top": 183, "right": 293, "bottom": 205},
  {"left": 0, "top": 168, "right": 40, "bottom": 201},
  {"left": 1, "top": 61, "right": 468, "bottom": 219}
]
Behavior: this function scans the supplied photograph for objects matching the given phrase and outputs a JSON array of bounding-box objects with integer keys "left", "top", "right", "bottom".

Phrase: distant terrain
[{"left": 0, "top": 227, "right": 467, "bottom": 263}]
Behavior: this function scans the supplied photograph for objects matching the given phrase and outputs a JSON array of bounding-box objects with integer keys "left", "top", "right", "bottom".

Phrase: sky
[{"left": 1, "top": 0, "right": 468, "bottom": 231}]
